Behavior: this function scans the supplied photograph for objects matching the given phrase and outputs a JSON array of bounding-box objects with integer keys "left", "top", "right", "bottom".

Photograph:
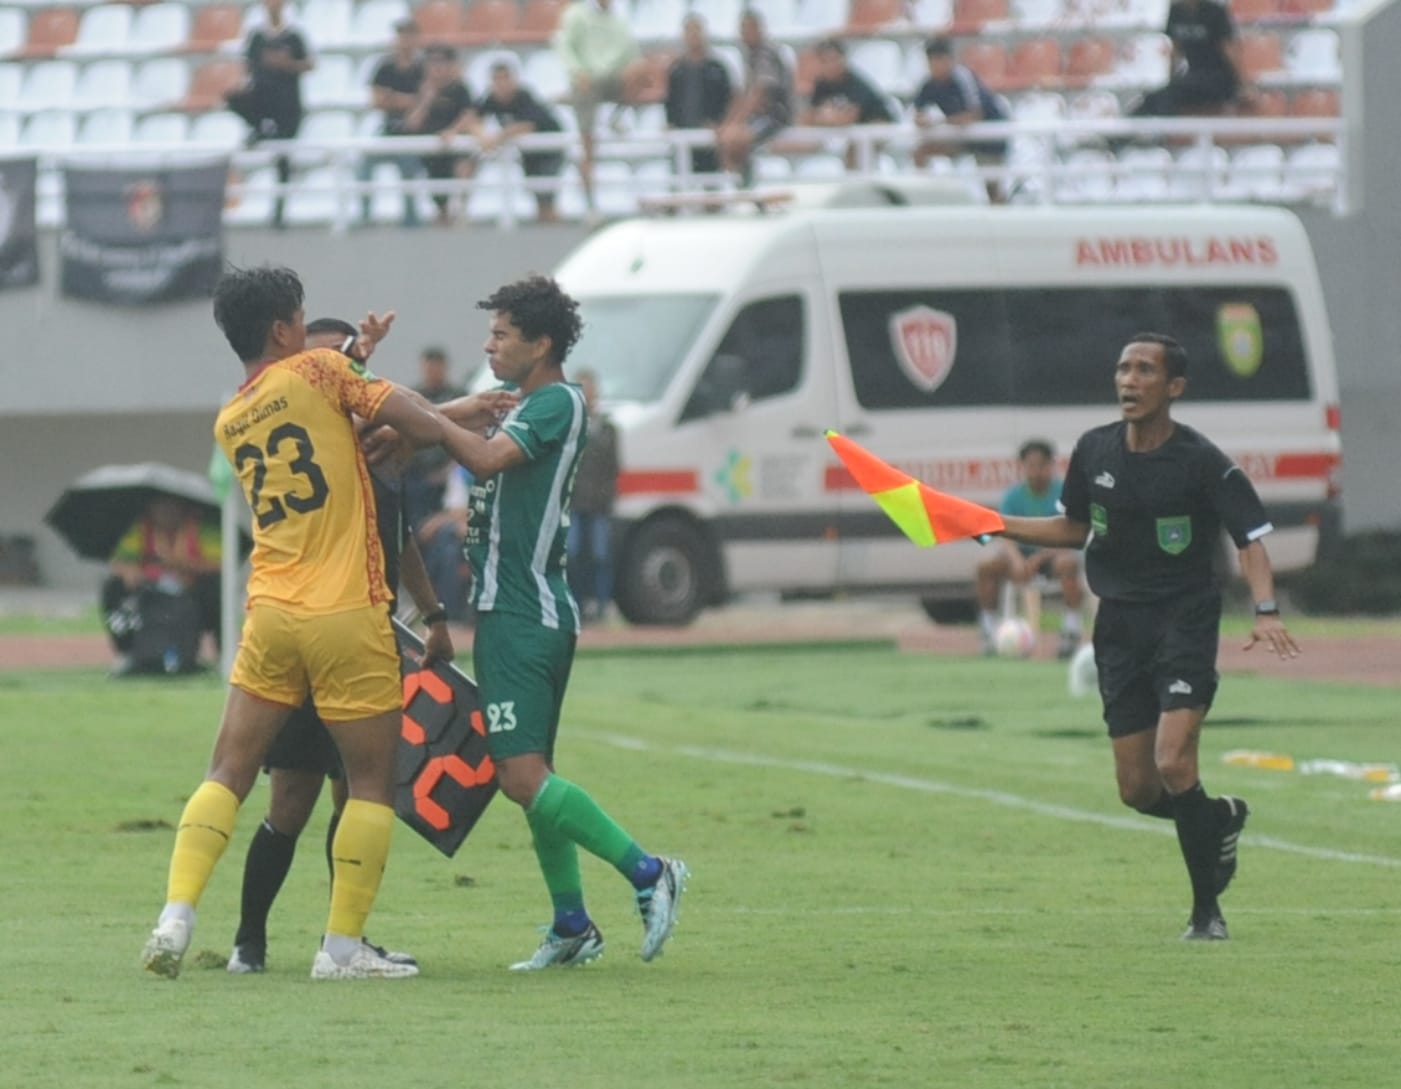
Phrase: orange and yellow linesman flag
[{"left": 825, "top": 430, "right": 1005, "bottom": 547}]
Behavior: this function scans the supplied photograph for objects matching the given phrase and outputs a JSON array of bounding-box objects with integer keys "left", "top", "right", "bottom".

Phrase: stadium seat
[
  {"left": 1230, "top": 0, "right": 1280, "bottom": 23},
  {"left": 0, "top": 112, "right": 19, "bottom": 149},
  {"left": 1114, "top": 145, "right": 1172, "bottom": 201},
  {"left": 753, "top": 153, "right": 791, "bottom": 180},
  {"left": 1237, "top": 32, "right": 1283, "bottom": 82},
  {"left": 1243, "top": 86, "right": 1288, "bottom": 117},
  {"left": 133, "top": 110, "right": 189, "bottom": 144},
  {"left": 468, "top": 158, "right": 543, "bottom": 222},
  {"left": 631, "top": 101, "right": 666, "bottom": 132},
  {"left": 848, "top": 38, "right": 907, "bottom": 97},
  {"left": 748, "top": 0, "right": 800, "bottom": 38},
  {"left": 130, "top": 3, "right": 189, "bottom": 57},
  {"left": 1056, "top": 147, "right": 1115, "bottom": 202},
  {"left": 301, "top": 0, "right": 354, "bottom": 49},
  {"left": 908, "top": 0, "right": 955, "bottom": 29},
  {"left": 77, "top": 107, "right": 134, "bottom": 146},
  {"left": 1222, "top": 142, "right": 1286, "bottom": 200},
  {"left": 18, "top": 107, "right": 76, "bottom": 148},
  {"left": 303, "top": 52, "right": 362, "bottom": 108},
  {"left": 413, "top": 0, "right": 466, "bottom": 43},
  {"left": 225, "top": 164, "right": 277, "bottom": 226},
  {"left": 64, "top": 3, "right": 132, "bottom": 57},
  {"left": 0, "top": 7, "right": 26, "bottom": 57},
  {"left": 73, "top": 58, "right": 133, "bottom": 109},
  {"left": 181, "top": 57, "right": 244, "bottom": 111},
  {"left": 18, "top": 58, "right": 76, "bottom": 110},
  {"left": 1285, "top": 140, "right": 1339, "bottom": 201},
  {"left": 0, "top": 59, "right": 19, "bottom": 101},
  {"left": 847, "top": 0, "right": 905, "bottom": 33},
  {"left": 293, "top": 109, "right": 356, "bottom": 167},
  {"left": 523, "top": 47, "right": 568, "bottom": 102},
  {"left": 1280, "top": 0, "right": 1332, "bottom": 15},
  {"left": 460, "top": 0, "right": 518, "bottom": 46},
  {"left": 186, "top": 4, "right": 242, "bottom": 54},
  {"left": 1290, "top": 86, "right": 1339, "bottom": 118},
  {"left": 632, "top": 0, "right": 686, "bottom": 43},
  {"left": 794, "top": 0, "right": 849, "bottom": 34},
  {"left": 1097, "top": 0, "right": 1168, "bottom": 30},
  {"left": 795, "top": 152, "right": 847, "bottom": 179},
  {"left": 693, "top": 0, "right": 744, "bottom": 39},
  {"left": 133, "top": 56, "right": 190, "bottom": 109},
  {"left": 1104, "top": 32, "right": 1171, "bottom": 90},
  {"left": 1064, "top": 35, "right": 1114, "bottom": 87},
  {"left": 1285, "top": 28, "right": 1340, "bottom": 82},
  {"left": 1005, "top": 37, "right": 1061, "bottom": 91},
  {"left": 516, "top": 0, "right": 567, "bottom": 43},
  {"left": 188, "top": 108, "right": 245, "bottom": 148},
  {"left": 1067, "top": 87, "right": 1120, "bottom": 121},
  {"left": 351, "top": 0, "right": 410, "bottom": 48},
  {"left": 1170, "top": 141, "right": 1228, "bottom": 198},
  {"left": 952, "top": 0, "right": 1009, "bottom": 33},
  {"left": 958, "top": 41, "right": 1008, "bottom": 91},
  {"left": 18, "top": 6, "right": 77, "bottom": 59},
  {"left": 1011, "top": 0, "right": 1063, "bottom": 29},
  {"left": 1011, "top": 89, "right": 1065, "bottom": 124}
]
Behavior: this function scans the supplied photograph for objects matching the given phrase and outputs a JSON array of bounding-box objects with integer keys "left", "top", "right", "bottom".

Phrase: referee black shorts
[
  {"left": 1093, "top": 589, "right": 1221, "bottom": 738},
  {"left": 263, "top": 699, "right": 342, "bottom": 778}
]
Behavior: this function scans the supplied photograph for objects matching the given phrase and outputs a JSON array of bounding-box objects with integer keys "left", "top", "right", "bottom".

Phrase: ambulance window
[
  {"left": 1005, "top": 286, "right": 1312, "bottom": 405},
  {"left": 839, "top": 291, "right": 1014, "bottom": 409},
  {"left": 680, "top": 296, "right": 805, "bottom": 421}
]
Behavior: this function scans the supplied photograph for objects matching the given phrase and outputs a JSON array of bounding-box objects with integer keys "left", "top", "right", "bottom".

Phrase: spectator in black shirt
[
  {"left": 800, "top": 37, "right": 895, "bottom": 169},
  {"left": 225, "top": 0, "right": 313, "bottom": 228},
  {"left": 472, "top": 60, "right": 566, "bottom": 224},
  {"left": 665, "top": 14, "right": 733, "bottom": 180},
  {"left": 404, "top": 44, "right": 475, "bottom": 225},
  {"left": 360, "top": 19, "right": 425, "bottom": 227},
  {"left": 1134, "top": 0, "right": 1242, "bottom": 117},
  {"left": 717, "top": 9, "right": 794, "bottom": 186},
  {"left": 913, "top": 36, "right": 1008, "bottom": 203},
  {"left": 996, "top": 332, "right": 1299, "bottom": 944}
]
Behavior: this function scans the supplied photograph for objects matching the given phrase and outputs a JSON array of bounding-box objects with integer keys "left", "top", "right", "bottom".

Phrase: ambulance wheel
[{"left": 617, "top": 518, "right": 709, "bottom": 626}]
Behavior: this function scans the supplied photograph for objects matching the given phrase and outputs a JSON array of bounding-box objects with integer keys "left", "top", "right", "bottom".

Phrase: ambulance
[{"left": 553, "top": 187, "right": 1343, "bottom": 625}]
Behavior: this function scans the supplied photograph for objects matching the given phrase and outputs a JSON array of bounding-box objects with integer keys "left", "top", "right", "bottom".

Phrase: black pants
[{"left": 1134, "top": 68, "right": 1238, "bottom": 116}]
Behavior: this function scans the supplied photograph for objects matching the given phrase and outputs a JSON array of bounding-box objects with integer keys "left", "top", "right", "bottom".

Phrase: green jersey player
[{"left": 440, "top": 275, "right": 688, "bottom": 969}]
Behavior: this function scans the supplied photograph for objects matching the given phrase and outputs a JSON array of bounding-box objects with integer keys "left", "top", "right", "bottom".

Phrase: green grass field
[{"left": 4, "top": 646, "right": 1401, "bottom": 1089}]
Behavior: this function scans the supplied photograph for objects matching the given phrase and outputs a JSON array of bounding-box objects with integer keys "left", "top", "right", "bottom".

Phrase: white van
[{"left": 553, "top": 193, "right": 1342, "bottom": 625}]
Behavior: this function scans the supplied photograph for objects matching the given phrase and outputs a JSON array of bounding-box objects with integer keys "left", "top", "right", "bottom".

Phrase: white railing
[{"left": 17, "top": 115, "right": 1348, "bottom": 230}]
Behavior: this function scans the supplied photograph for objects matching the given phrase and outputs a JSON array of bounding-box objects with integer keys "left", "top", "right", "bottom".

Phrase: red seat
[
  {"left": 1280, "top": 0, "right": 1333, "bottom": 15},
  {"left": 180, "top": 57, "right": 245, "bottom": 111},
  {"left": 1064, "top": 35, "right": 1114, "bottom": 87},
  {"left": 1230, "top": 0, "right": 1281, "bottom": 24},
  {"left": 1237, "top": 32, "right": 1283, "bottom": 80},
  {"left": 186, "top": 4, "right": 243, "bottom": 54},
  {"left": 1005, "top": 37, "right": 1061, "bottom": 90},
  {"left": 18, "top": 7, "right": 78, "bottom": 59},
  {"left": 959, "top": 41, "right": 1008, "bottom": 91},
  {"left": 515, "top": 0, "right": 566, "bottom": 43},
  {"left": 847, "top": 0, "right": 905, "bottom": 33},
  {"left": 1244, "top": 87, "right": 1288, "bottom": 116},
  {"left": 460, "top": 0, "right": 517, "bottom": 45},
  {"left": 952, "top": 0, "right": 1009, "bottom": 33},
  {"left": 1290, "top": 87, "right": 1339, "bottom": 116},
  {"left": 414, "top": 0, "right": 468, "bottom": 43}
]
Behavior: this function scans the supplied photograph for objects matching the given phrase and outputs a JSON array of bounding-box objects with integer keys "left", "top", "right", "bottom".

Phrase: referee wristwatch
[
  {"left": 1254, "top": 599, "right": 1280, "bottom": 617},
  {"left": 422, "top": 604, "right": 449, "bottom": 626}
]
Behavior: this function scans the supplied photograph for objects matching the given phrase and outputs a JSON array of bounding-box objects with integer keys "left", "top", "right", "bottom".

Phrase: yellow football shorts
[{"left": 230, "top": 602, "right": 401, "bottom": 722}]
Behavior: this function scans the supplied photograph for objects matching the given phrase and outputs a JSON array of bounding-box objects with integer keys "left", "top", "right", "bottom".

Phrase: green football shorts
[{"left": 471, "top": 610, "right": 578, "bottom": 761}]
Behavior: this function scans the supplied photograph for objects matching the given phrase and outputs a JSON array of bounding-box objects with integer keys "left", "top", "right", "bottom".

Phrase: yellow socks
[
  {"left": 166, "top": 780, "right": 240, "bottom": 907},
  {"left": 325, "top": 799, "right": 394, "bottom": 942}
]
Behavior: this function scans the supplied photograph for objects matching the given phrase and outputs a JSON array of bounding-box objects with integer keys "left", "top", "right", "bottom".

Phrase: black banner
[
  {"left": 60, "top": 159, "right": 227, "bottom": 304},
  {"left": 0, "top": 158, "right": 39, "bottom": 291}
]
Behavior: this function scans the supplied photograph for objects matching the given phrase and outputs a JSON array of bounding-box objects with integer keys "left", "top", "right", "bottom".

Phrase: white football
[
  {"left": 993, "top": 618, "right": 1036, "bottom": 659},
  {"left": 1067, "top": 642, "right": 1098, "bottom": 698}
]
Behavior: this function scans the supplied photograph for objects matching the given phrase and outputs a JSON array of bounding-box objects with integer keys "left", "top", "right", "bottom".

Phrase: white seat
[
  {"left": 631, "top": 102, "right": 666, "bottom": 133},
  {"left": 848, "top": 39, "right": 907, "bottom": 97},
  {"left": 1222, "top": 142, "right": 1286, "bottom": 201},
  {"left": 1285, "top": 29, "right": 1341, "bottom": 83},
  {"left": 188, "top": 109, "right": 245, "bottom": 149},
  {"left": 1170, "top": 142, "right": 1228, "bottom": 199},
  {"left": 18, "top": 60, "right": 78, "bottom": 111},
  {"left": 633, "top": 157, "right": 673, "bottom": 197},
  {"left": 132, "top": 57, "right": 189, "bottom": 110},
  {"left": 1113, "top": 145, "right": 1173, "bottom": 201},
  {"left": 133, "top": 110, "right": 189, "bottom": 145},
  {"left": 795, "top": 0, "right": 847, "bottom": 33},
  {"left": 908, "top": 0, "right": 954, "bottom": 29},
  {"left": 240, "top": 4, "right": 303, "bottom": 39},
  {"left": 225, "top": 164, "right": 277, "bottom": 225},
  {"left": 77, "top": 107, "right": 134, "bottom": 145},
  {"left": 350, "top": 0, "right": 409, "bottom": 48},
  {"left": 295, "top": 107, "right": 356, "bottom": 164},
  {"left": 1012, "top": 0, "right": 1064, "bottom": 28},
  {"left": 524, "top": 49, "right": 569, "bottom": 103},
  {"left": 692, "top": 0, "right": 744, "bottom": 39},
  {"left": 303, "top": 53, "right": 362, "bottom": 109},
  {"left": 1102, "top": 32, "right": 1171, "bottom": 90},
  {"left": 284, "top": 164, "right": 352, "bottom": 225},
  {"left": 0, "top": 62, "right": 22, "bottom": 105},
  {"left": 63, "top": 4, "right": 133, "bottom": 57},
  {"left": 130, "top": 3, "right": 190, "bottom": 56},
  {"left": 631, "top": 0, "right": 686, "bottom": 42},
  {"left": 1056, "top": 147, "right": 1115, "bottom": 202},
  {"left": 1095, "top": 0, "right": 1168, "bottom": 29},
  {"left": 795, "top": 152, "right": 846, "bottom": 179},
  {"left": 1012, "top": 90, "right": 1066, "bottom": 123},
  {"left": 19, "top": 108, "right": 76, "bottom": 149},
  {"left": 1285, "top": 141, "right": 1340, "bottom": 202},
  {"left": 73, "top": 59, "right": 133, "bottom": 110},
  {"left": 753, "top": 153, "right": 790, "bottom": 180},
  {"left": 593, "top": 160, "right": 638, "bottom": 217},
  {"left": 747, "top": 0, "right": 800, "bottom": 37},
  {"left": 0, "top": 8, "right": 26, "bottom": 56},
  {"left": 0, "top": 112, "right": 20, "bottom": 149},
  {"left": 467, "top": 159, "right": 540, "bottom": 223},
  {"left": 301, "top": 0, "right": 353, "bottom": 49}
]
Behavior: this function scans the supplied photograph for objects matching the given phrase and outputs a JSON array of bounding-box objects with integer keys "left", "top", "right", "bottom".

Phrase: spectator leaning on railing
[
  {"left": 665, "top": 14, "right": 733, "bottom": 181},
  {"left": 471, "top": 60, "right": 567, "bottom": 225},
  {"left": 716, "top": 9, "right": 793, "bottom": 188},
  {"left": 404, "top": 44, "right": 476, "bottom": 226},
  {"left": 360, "top": 18, "right": 426, "bottom": 227},
  {"left": 913, "top": 36, "right": 1009, "bottom": 204},
  {"left": 800, "top": 37, "right": 896, "bottom": 169}
]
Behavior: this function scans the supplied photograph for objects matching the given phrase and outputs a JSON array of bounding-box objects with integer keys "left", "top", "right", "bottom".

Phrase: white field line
[{"left": 579, "top": 732, "right": 1401, "bottom": 870}]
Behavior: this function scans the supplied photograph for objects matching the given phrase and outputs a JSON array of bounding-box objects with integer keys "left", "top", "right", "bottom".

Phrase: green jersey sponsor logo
[{"left": 1156, "top": 515, "right": 1192, "bottom": 555}]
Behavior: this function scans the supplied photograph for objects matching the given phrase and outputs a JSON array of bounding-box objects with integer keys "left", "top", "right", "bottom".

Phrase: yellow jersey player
[{"left": 141, "top": 265, "right": 446, "bottom": 980}]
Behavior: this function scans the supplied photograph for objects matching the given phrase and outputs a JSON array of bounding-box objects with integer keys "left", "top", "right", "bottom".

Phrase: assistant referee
[{"left": 996, "top": 332, "right": 1299, "bottom": 941}]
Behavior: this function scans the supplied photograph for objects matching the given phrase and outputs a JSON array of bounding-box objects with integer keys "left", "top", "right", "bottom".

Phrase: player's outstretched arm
[
  {"left": 374, "top": 388, "right": 444, "bottom": 447},
  {"left": 438, "top": 414, "right": 527, "bottom": 479},
  {"left": 999, "top": 513, "right": 1090, "bottom": 550},
  {"left": 438, "top": 390, "right": 520, "bottom": 433}
]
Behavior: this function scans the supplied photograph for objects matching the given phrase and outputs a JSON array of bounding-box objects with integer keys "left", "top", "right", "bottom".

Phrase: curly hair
[
  {"left": 477, "top": 275, "right": 583, "bottom": 365},
  {"left": 213, "top": 265, "right": 304, "bottom": 363}
]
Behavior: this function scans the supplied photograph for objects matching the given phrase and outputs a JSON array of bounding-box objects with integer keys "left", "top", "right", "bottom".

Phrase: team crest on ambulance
[{"left": 889, "top": 306, "right": 957, "bottom": 394}]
